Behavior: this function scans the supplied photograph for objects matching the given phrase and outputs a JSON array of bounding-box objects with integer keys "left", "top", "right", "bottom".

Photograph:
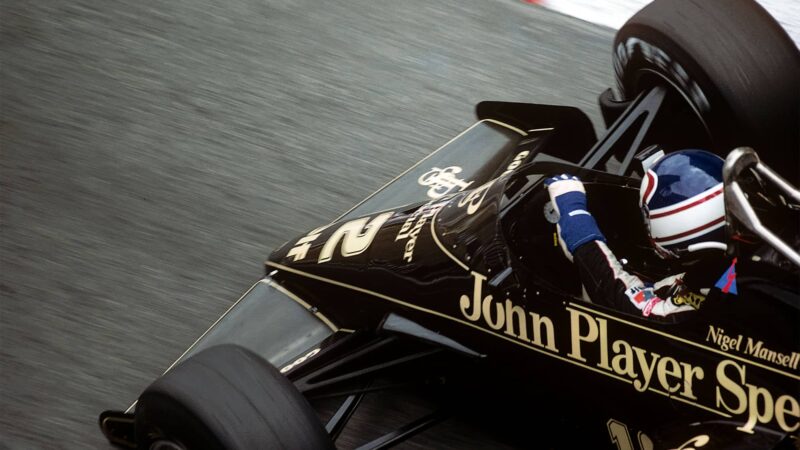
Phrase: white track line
[{"left": 528, "top": 0, "right": 799, "bottom": 48}]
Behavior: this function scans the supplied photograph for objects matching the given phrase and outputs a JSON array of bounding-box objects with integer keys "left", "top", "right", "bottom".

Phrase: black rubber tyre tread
[
  {"left": 135, "top": 344, "right": 333, "bottom": 450},
  {"left": 613, "top": 0, "right": 800, "bottom": 180}
]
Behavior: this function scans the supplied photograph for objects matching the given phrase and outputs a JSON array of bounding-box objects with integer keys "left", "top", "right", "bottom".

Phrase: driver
[{"left": 545, "top": 149, "right": 737, "bottom": 321}]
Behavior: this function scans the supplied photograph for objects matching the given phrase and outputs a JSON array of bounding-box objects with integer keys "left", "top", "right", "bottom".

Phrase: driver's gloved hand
[{"left": 545, "top": 174, "right": 606, "bottom": 261}]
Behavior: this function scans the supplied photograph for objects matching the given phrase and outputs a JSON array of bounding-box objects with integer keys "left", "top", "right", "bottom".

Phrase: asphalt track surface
[{"left": 1, "top": 0, "right": 615, "bottom": 448}]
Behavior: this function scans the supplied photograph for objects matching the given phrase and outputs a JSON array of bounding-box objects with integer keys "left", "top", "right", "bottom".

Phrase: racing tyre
[
  {"left": 613, "top": 0, "right": 800, "bottom": 181},
  {"left": 134, "top": 344, "right": 333, "bottom": 450}
]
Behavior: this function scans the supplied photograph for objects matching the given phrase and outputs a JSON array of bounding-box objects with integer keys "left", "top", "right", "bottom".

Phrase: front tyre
[
  {"left": 134, "top": 344, "right": 333, "bottom": 450},
  {"left": 614, "top": 0, "right": 800, "bottom": 181}
]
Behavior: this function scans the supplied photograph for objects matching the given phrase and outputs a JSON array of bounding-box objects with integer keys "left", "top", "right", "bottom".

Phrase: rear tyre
[
  {"left": 134, "top": 344, "right": 332, "bottom": 450},
  {"left": 613, "top": 0, "right": 800, "bottom": 181}
]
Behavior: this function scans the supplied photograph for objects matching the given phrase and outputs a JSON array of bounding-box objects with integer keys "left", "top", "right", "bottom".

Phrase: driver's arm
[
  {"left": 572, "top": 241, "right": 694, "bottom": 320},
  {"left": 545, "top": 175, "right": 696, "bottom": 321}
]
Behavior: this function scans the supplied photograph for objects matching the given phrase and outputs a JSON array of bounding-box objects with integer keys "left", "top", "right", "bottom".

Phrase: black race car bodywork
[
  {"left": 102, "top": 98, "right": 800, "bottom": 449},
  {"left": 100, "top": 1, "right": 800, "bottom": 447},
  {"left": 268, "top": 103, "right": 799, "bottom": 448}
]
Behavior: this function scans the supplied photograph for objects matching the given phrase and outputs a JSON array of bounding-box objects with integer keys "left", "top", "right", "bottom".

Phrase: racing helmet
[{"left": 639, "top": 149, "right": 726, "bottom": 259}]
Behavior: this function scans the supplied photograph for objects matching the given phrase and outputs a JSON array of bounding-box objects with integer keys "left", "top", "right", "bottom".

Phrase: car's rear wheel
[
  {"left": 613, "top": 0, "right": 800, "bottom": 181},
  {"left": 134, "top": 344, "right": 333, "bottom": 450}
]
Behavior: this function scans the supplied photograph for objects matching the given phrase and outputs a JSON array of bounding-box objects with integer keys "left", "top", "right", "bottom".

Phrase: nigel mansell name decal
[
  {"left": 706, "top": 326, "right": 800, "bottom": 371},
  {"left": 458, "top": 271, "right": 800, "bottom": 435}
]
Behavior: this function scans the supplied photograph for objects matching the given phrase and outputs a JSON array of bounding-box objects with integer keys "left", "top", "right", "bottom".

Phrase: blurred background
[{"left": 1, "top": 0, "right": 796, "bottom": 448}]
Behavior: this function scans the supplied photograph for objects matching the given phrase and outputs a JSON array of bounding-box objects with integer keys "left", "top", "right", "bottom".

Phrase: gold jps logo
[{"left": 418, "top": 166, "right": 472, "bottom": 199}]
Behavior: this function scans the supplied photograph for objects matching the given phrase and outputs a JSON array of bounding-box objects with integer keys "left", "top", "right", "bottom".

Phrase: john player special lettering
[{"left": 458, "top": 271, "right": 800, "bottom": 435}]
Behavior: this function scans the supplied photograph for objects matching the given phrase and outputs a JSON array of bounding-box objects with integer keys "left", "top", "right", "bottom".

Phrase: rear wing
[{"left": 723, "top": 147, "right": 800, "bottom": 267}]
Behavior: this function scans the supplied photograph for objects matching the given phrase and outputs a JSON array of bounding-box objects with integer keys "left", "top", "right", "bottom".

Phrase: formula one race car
[{"left": 100, "top": 0, "right": 800, "bottom": 448}]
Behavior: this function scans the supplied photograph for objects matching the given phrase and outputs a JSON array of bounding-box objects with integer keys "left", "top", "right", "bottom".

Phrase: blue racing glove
[{"left": 545, "top": 174, "right": 606, "bottom": 260}]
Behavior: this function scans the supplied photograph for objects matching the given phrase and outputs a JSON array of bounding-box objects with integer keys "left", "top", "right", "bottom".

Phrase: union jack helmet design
[{"left": 639, "top": 150, "right": 726, "bottom": 259}]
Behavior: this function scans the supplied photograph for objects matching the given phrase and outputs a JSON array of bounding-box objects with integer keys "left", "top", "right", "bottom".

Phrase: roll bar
[{"left": 723, "top": 147, "right": 800, "bottom": 267}]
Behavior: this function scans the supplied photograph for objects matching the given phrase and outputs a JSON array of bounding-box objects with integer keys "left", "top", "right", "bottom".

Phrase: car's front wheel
[
  {"left": 613, "top": 0, "right": 800, "bottom": 182},
  {"left": 134, "top": 344, "right": 333, "bottom": 450}
]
